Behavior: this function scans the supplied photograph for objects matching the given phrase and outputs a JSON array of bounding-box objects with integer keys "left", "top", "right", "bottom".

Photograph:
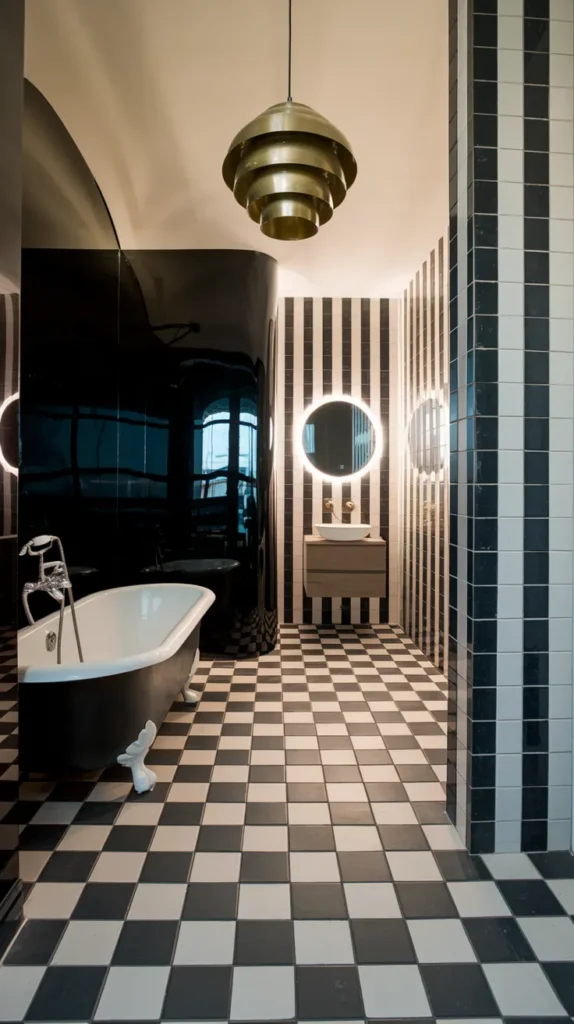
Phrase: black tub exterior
[{"left": 20, "top": 627, "right": 199, "bottom": 775}]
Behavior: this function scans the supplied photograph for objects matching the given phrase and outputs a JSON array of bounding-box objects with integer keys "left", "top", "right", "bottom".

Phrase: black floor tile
[
  {"left": 163, "top": 965, "right": 232, "bottom": 1020},
  {"left": 38, "top": 851, "right": 98, "bottom": 883},
  {"left": 351, "top": 918, "right": 416, "bottom": 963},
  {"left": 245, "top": 802, "right": 287, "bottom": 825},
  {"left": 323, "top": 766, "right": 362, "bottom": 782},
  {"left": 240, "top": 851, "right": 289, "bottom": 882},
  {"left": 112, "top": 920, "right": 178, "bottom": 965},
  {"left": 139, "top": 852, "right": 193, "bottom": 883},
  {"left": 207, "top": 782, "right": 247, "bottom": 802},
  {"left": 542, "top": 962, "right": 574, "bottom": 1015},
  {"left": 19, "top": 825, "right": 67, "bottom": 850},
  {"left": 182, "top": 882, "right": 238, "bottom": 919},
  {"left": 4, "top": 920, "right": 66, "bottom": 965},
  {"left": 26, "top": 965, "right": 106, "bottom": 1021},
  {"left": 529, "top": 851, "right": 574, "bottom": 878},
  {"left": 435, "top": 850, "right": 492, "bottom": 881},
  {"left": 464, "top": 916, "right": 537, "bottom": 962},
  {"left": 158, "top": 802, "right": 203, "bottom": 825},
  {"left": 287, "top": 782, "right": 328, "bottom": 802},
  {"left": 365, "top": 782, "right": 408, "bottom": 802},
  {"left": 289, "top": 825, "right": 335, "bottom": 851},
  {"left": 355, "top": 749, "right": 392, "bottom": 765},
  {"left": 338, "top": 851, "right": 391, "bottom": 882},
  {"left": 72, "top": 882, "right": 135, "bottom": 920},
  {"left": 215, "top": 749, "right": 250, "bottom": 765},
  {"left": 249, "top": 764, "right": 285, "bottom": 782},
  {"left": 234, "top": 920, "right": 295, "bottom": 965},
  {"left": 296, "top": 965, "right": 363, "bottom": 1019},
  {"left": 396, "top": 764, "right": 438, "bottom": 782},
  {"left": 291, "top": 882, "right": 347, "bottom": 919},
  {"left": 420, "top": 963, "right": 499, "bottom": 1017},
  {"left": 73, "top": 801, "right": 121, "bottom": 826},
  {"left": 378, "top": 824, "right": 429, "bottom": 850},
  {"left": 197, "top": 825, "right": 243, "bottom": 851},
  {"left": 413, "top": 801, "right": 451, "bottom": 824},
  {"left": 174, "top": 764, "right": 212, "bottom": 782},
  {"left": 103, "top": 825, "right": 155, "bottom": 852},
  {"left": 395, "top": 881, "right": 458, "bottom": 918},
  {"left": 497, "top": 879, "right": 566, "bottom": 916},
  {"left": 330, "top": 802, "right": 374, "bottom": 825}
]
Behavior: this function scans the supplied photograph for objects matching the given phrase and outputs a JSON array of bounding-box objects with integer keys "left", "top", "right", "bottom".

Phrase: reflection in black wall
[{"left": 20, "top": 249, "right": 278, "bottom": 655}]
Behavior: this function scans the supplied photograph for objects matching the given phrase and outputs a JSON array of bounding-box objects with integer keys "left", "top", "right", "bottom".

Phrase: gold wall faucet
[{"left": 324, "top": 499, "right": 355, "bottom": 521}]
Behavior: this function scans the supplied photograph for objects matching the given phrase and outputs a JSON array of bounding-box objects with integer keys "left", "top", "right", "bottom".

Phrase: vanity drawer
[{"left": 304, "top": 536, "right": 387, "bottom": 597}]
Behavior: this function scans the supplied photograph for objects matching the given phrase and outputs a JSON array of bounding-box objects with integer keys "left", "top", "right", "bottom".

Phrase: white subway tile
[
  {"left": 549, "top": 515, "right": 573, "bottom": 549},
  {"left": 548, "top": 384, "right": 572, "bottom": 417},
  {"left": 497, "top": 755, "right": 522, "bottom": 789},
  {"left": 498, "top": 85, "right": 524, "bottom": 120},
  {"left": 498, "top": 15, "right": 524, "bottom": 48},
  {"left": 550, "top": 87, "right": 574, "bottom": 121},
  {"left": 550, "top": 252, "right": 574, "bottom": 286},
  {"left": 550, "top": 185, "right": 574, "bottom": 219},
  {"left": 549, "top": 718, "right": 573, "bottom": 751},
  {"left": 499, "top": 0, "right": 523, "bottom": 15},
  {"left": 550, "top": 284, "right": 574, "bottom": 319},
  {"left": 550, "top": 417, "right": 574, "bottom": 451},
  {"left": 496, "top": 787, "right": 522, "bottom": 820},
  {"left": 550, "top": 218, "right": 574, "bottom": 252},
  {"left": 551, "top": 53, "right": 574, "bottom": 89},
  {"left": 498, "top": 217, "right": 524, "bottom": 251},
  {"left": 497, "top": 584, "right": 524, "bottom": 618},
  {"left": 550, "top": 153, "right": 574, "bottom": 188},
  {"left": 549, "top": 482, "right": 574, "bottom": 517},
  {"left": 497, "top": 618, "right": 523, "bottom": 653},
  {"left": 549, "top": 752, "right": 572, "bottom": 787},
  {"left": 495, "top": 820, "right": 521, "bottom": 853},
  {"left": 551, "top": 0, "right": 574, "bottom": 21},
  {"left": 550, "top": 650, "right": 573, "bottom": 682},
  {"left": 549, "top": 617, "right": 573, "bottom": 652},
  {"left": 549, "top": 681, "right": 573, "bottom": 719},
  {"left": 497, "top": 686, "right": 523, "bottom": 721},
  {"left": 498, "top": 48, "right": 524, "bottom": 83},
  {"left": 498, "top": 117, "right": 525, "bottom": 151},
  {"left": 497, "top": 652, "right": 524, "bottom": 686},
  {"left": 550, "top": 17, "right": 574, "bottom": 54},
  {"left": 547, "top": 819, "right": 571, "bottom": 850},
  {"left": 498, "top": 181, "right": 524, "bottom": 216},
  {"left": 499, "top": 282, "right": 524, "bottom": 316},
  {"left": 550, "top": 451, "right": 574, "bottom": 484},
  {"left": 498, "top": 551, "right": 524, "bottom": 585},
  {"left": 550, "top": 318, "right": 574, "bottom": 352},
  {"left": 498, "top": 484, "right": 524, "bottom": 518},
  {"left": 499, "top": 349, "right": 524, "bottom": 383},
  {"left": 499, "top": 517, "right": 526, "bottom": 550},
  {"left": 550, "top": 120, "right": 574, "bottom": 154},
  {"left": 498, "top": 383, "right": 523, "bottom": 416},
  {"left": 499, "top": 248, "right": 524, "bottom": 282},
  {"left": 498, "top": 416, "right": 524, "bottom": 450},
  {"left": 549, "top": 550, "right": 573, "bottom": 583},
  {"left": 548, "top": 786, "right": 573, "bottom": 820},
  {"left": 498, "top": 450, "right": 524, "bottom": 484}
]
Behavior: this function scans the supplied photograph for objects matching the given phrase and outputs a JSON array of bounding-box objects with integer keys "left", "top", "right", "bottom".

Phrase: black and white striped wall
[
  {"left": 449, "top": 0, "right": 574, "bottom": 853},
  {"left": 276, "top": 298, "right": 401, "bottom": 625},
  {"left": 400, "top": 240, "right": 450, "bottom": 673}
]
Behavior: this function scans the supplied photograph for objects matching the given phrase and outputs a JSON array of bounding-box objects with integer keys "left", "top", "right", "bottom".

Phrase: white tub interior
[{"left": 18, "top": 583, "right": 215, "bottom": 681}]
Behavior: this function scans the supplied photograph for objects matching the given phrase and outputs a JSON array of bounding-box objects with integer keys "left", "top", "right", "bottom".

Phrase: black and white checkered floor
[{"left": 2, "top": 624, "right": 574, "bottom": 1021}]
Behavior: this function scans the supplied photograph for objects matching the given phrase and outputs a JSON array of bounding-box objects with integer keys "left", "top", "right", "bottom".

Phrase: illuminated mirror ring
[
  {"left": 298, "top": 394, "right": 383, "bottom": 483},
  {"left": 0, "top": 392, "right": 18, "bottom": 476}
]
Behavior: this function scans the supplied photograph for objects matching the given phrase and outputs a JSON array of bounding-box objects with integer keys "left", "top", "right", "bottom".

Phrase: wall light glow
[
  {"left": 297, "top": 393, "right": 383, "bottom": 483},
  {"left": 0, "top": 391, "right": 19, "bottom": 476},
  {"left": 408, "top": 390, "right": 447, "bottom": 480}
]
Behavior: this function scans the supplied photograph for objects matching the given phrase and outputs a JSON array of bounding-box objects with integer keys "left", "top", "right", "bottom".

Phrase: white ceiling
[{"left": 24, "top": 0, "right": 448, "bottom": 297}]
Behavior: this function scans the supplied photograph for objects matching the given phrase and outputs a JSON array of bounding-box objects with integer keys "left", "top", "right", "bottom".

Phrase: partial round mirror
[
  {"left": 408, "top": 395, "right": 446, "bottom": 477},
  {"left": 300, "top": 396, "right": 381, "bottom": 481}
]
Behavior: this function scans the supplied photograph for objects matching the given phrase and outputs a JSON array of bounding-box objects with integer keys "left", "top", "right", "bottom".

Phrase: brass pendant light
[{"left": 222, "top": 0, "right": 357, "bottom": 241}]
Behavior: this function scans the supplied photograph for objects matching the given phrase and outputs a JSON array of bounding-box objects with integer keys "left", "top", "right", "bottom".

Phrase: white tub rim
[{"left": 18, "top": 582, "right": 215, "bottom": 684}]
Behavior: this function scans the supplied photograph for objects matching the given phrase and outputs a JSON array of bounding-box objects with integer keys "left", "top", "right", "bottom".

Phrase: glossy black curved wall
[{"left": 20, "top": 249, "right": 278, "bottom": 655}]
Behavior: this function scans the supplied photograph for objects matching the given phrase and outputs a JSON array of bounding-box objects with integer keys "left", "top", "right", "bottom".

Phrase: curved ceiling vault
[{"left": 24, "top": 0, "right": 447, "bottom": 296}]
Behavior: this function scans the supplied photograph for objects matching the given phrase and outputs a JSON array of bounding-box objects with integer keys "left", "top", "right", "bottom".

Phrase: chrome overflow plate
[{"left": 45, "top": 630, "right": 57, "bottom": 653}]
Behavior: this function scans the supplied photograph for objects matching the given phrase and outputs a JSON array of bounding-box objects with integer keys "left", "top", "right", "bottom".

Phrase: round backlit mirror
[{"left": 300, "top": 395, "right": 381, "bottom": 481}]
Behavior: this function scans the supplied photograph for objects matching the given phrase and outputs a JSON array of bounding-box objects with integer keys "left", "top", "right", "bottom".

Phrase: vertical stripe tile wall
[
  {"left": 449, "top": 0, "right": 574, "bottom": 854},
  {"left": 400, "top": 241, "right": 450, "bottom": 675},
  {"left": 277, "top": 297, "right": 399, "bottom": 625}
]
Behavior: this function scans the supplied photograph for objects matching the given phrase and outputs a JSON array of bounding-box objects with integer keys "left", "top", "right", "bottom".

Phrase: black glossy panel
[{"left": 21, "top": 249, "right": 278, "bottom": 655}]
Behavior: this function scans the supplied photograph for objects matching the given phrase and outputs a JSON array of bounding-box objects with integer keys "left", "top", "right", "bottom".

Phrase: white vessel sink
[{"left": 315, "top": 523, "right": 371, "bottom": 541}]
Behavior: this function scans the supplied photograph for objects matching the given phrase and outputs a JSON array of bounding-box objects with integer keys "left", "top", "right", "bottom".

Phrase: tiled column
[{"left": 448, "top": 0, "right": 574, "bottom": 853}]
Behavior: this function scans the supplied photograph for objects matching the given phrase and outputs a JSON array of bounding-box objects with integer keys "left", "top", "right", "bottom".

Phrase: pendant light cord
[{"left": 287, "top": 0, "right": 292, "bottom": 101}]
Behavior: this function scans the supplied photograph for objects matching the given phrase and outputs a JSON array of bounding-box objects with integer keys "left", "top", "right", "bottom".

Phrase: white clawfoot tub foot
[
  {"left": 181, "top": 648, "right": 201, "bottom": 705},
  {"left": 117, "top": 720, "right": 157, "bottom": 793}
]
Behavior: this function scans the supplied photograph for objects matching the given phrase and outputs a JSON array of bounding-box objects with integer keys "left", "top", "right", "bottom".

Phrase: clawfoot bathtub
[{"left": 18, "top": 583, "right": 215, "bottom": 791}]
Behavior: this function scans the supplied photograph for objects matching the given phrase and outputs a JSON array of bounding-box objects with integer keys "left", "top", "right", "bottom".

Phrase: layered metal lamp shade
[{"left": 222, "top": 100, "right": 357, "bottom": 241}]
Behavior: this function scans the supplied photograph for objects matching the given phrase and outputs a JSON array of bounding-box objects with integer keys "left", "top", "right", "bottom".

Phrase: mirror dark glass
[{"left": 302, "top": 399, "right": 377, "bottom": 477}]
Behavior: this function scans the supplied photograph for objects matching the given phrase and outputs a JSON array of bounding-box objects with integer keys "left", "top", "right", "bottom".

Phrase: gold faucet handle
[
  {"left": 345, "top": 500, "right": 355, "bottom": 511},
  {"left": 324, "top": 499, "right": 334, "bottom": 512}
]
